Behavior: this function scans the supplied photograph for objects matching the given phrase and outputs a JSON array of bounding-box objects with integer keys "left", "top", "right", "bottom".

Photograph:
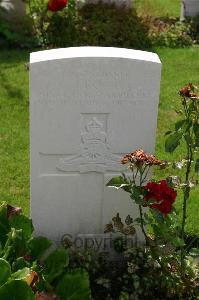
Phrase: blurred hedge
[{"left": 0, "top": 2, "right": 198, "bottom": 49}]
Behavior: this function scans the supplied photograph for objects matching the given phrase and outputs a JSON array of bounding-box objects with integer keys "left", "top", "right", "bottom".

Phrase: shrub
[
  {"left": 0, "top": 202, "right": 91, "bottom": 300},
  {"left": 149, "top": 18, "right": 193, "bottom": 48},
  {"left": 1, "top": 1, "right": 197, "bottom": 49},
  {"left": 101, "top": 83, "right": 199, "bottom": 299},
  {"left": 0, "top": 17, "right": 37, "bottom": 48},
  {"left": 28, "top": 1, "right": 152, "bottom": 49},
  {"left": 189, "top": 16, "right": 199, "bottom": 44},
  {"left": 29, "top": 0, "right": 77, "bottom": 47},
  {"left": 28, "top": 2, "right": 197, "bottom": 49},
  {"left": 75, "top": 3, "right": 152, "bottom": 50},
  {"left": 46, "top": 0, "right": 77, "bottom": 47}
]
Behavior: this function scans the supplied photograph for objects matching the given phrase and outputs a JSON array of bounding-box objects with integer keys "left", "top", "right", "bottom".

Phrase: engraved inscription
[
  {"left": 81, "top": 116, "right": 108, "bottom": 160},
  {"left": 57, "top": 114, "right": 124, "bottom": 173},
  {"left": 34, "top": 85, "right": 157, "bottom": 106}
]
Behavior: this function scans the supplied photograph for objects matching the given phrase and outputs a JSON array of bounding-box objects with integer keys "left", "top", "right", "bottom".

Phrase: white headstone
[
  {"left": 181, "top": 0, "right": 199, "bottom": 20},
  {"left": 76, "top": 0, "right": 133, "bottom": 9},
  {"left": 0, "top": 0, "right": 25, "bottom": 22},
  {"left": 30, "top": 47, "right": 161, "bottom": 244}
]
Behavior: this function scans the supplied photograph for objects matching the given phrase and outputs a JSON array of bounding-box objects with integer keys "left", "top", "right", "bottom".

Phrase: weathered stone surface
[
  {"left": 30, "top": 47, "right": 161, "bottom": 243},
  {"left": 0, "top": 0, "right": 25, "bottom": 22},
  {"left": 76, "top": 0, "right": 133, "bottom": 9},
  {"left": 181, "top": 0, "right": 199, "bottom": 20}
]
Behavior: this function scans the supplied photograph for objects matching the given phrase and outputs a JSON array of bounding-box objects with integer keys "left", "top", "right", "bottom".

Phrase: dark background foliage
[{"left": 0, "top": 2, "right": 198, "bottom": 49}]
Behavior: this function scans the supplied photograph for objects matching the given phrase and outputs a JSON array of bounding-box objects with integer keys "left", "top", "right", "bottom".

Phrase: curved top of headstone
[{"left": 30, "top": 47, "right": 161, "bottom": 64}]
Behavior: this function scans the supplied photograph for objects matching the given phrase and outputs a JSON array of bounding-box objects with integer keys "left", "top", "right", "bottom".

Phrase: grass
[
  {"left": 155, "top": 47, "right": 199, "bottom": 237},
  {"left": 0, "top": 50, "right": 29, "bottom": 216},
  {"left": 134, "top": 0, "right": 181, "bottom": 18},
  {"left": 0, "top": 47, "right": 199, "bottom": 237},
  {"left": 156, "top": 47, "right": 199, "bottom": 160}
]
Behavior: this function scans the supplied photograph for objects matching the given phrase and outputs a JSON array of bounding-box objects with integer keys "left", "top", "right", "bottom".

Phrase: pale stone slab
[
  {"left": 30, "top": 47, "right": 161, "bottom": 244},
  {"left": 0, "top": 0, "right": 25, "bottom": 21},
  {"left": 76, "top": 0, "right": 133, "bottom": 9},
  {"left": 181, "top": 0, "right": 199, "bottom": 20}
]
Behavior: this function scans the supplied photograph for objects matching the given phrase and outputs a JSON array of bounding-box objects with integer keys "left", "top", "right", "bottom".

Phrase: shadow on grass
[
  {"left": 0, "top": 49, "right": 29, "bottom": 64},
  {"left": 0, "top": 70, "right": 25, "bottom": 101},
  {"left": 0, "top": 49, "right": 29, "bottom": 102},
  {"left": 185, "top": 234, "right": 199, "bottom": 251}
]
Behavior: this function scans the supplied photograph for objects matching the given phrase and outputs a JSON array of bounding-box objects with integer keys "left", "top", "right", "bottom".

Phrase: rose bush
[
  {"left": 27, "top": 1, "right": 151, "bottom": 49},
  {"left": 28, "top": 0, "right": 75, "bottom": 47},
  {"left": 105, "top": 83, "right": 199, "bottom": 298},
  {"left": 0, "top": 202, "right": 90, "bottom": 300}
]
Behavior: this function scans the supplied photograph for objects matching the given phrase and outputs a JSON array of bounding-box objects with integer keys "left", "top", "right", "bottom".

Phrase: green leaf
[
  {"left": 165, "top": 130, "right": 172, "bottom": 136},
  {"left": 130, "top": 186, "right": 145, "bottom": 204},
  {"left": 184, "top": 134, "right": 192, "bottom": 146},
  {"left": 165, "top": 132, "right": 182, "bottom": 153},
  {"left": 193, "top": 123, "right": 199, "bottom": 147},
  {"left": 175, "top": 119, "right": 185, "bottom": 131},
  {"left": 11, "top": 267, "right": 31, "bottom": 281},
  {"left": 0, "top": 280, "right": 35, "bottom": 300},
  {"left": 0, "top": 259, "right": 11, "bottom": 287},
  {"left": 135, "top": 217, "right": 142, "bottom": 224},
  {"left": 9, "top": 215, "right": 33, "bottom": 240},
  {"left": 2, "top": 228, "right": 27, "bottom": 260},
  {"left": 106, "top": 176, "right": 130, "bottom": 192},
  {"left": 27, "top": 236, "right": 52, "bottom": 261},
  {"left": 144, "top": 213, "right": 153, "bottom": 223},
  {"left": 55, "top": 269, "right": 90, "bottom": 300},
  {"left": 189, "top": 247, "right": 199, "bottom": 257},
  {"left": 0, "top": 203, "right": 10, "bottom": 247},
  {"left": 175, "top": 109, "right": 183, "bottom": 115},
  {"left": 132, "top": 274, "right": 140, "bottom": 289},
  {"left": 170, "top": 237, "right": 184, "bottom": 247},
  {"left": 188, "top": 101, "right": 196, "bottom": 113},
  {"left": 12, "top": 257, "right": 28, "bottom": 272},
  {"left": 44, "top": 248, "right": 69, "bottom": 283},
  {"left": 195, "top": 159, "right": 199, "bottom": 173},
  {"left": 119, "top": 292, "right": 130, "bottom": 300}
]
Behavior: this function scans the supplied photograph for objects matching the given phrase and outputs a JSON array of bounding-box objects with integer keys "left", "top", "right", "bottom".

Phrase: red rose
[
  {"left": 144, "top": 181, "right": 162, "bottom": 201},
  {"left": 159, "top": 180, "right": 176, "bottom": 203},
  {"left": 144, "top": 180, "right": 177, "bottom": 216},
  {"left": 48, "top": 0, "right": 68, "bottom": 12}
]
